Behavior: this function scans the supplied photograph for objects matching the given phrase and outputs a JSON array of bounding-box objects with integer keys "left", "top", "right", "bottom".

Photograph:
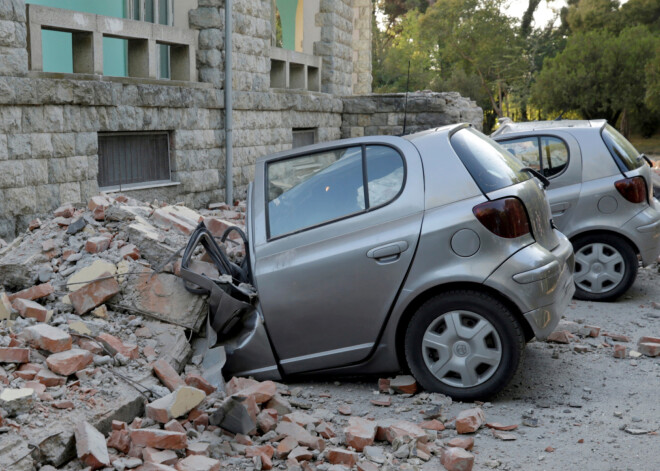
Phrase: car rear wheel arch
[
  {"left": 394, "top": 282, "right": 533, "bottom": 373},
  {"left": 569, "top": 229, "right": 640, "bottom": 257}
]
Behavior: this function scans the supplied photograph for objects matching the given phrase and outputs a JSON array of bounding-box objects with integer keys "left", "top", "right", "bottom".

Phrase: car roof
[
  {"left": 491, "top": 118, "right": 608, "bottom": 137},
  {"left": 256, "top": 123, "right": 465, "bottom": 164}
]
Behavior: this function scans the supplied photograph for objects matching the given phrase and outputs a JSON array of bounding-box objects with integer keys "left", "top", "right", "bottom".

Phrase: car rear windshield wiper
[
  {"left": 638, "top": 153, "right": 653, "bottom": 167},
  {"left": 521, "top": 167, "right": 550, "bottom": 189}
]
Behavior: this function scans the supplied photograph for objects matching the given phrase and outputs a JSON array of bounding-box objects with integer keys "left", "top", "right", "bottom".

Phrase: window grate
[{"left": 98, "top": 132, "right": 171, "bottom": 189}]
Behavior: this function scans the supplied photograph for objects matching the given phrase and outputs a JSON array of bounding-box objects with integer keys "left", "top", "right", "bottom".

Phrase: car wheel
[
  {"left": 572, "top": 234, "right": 637, "bottom": 302},
  {"left": 404, "top": 290, "right": 525, "bottom": 401}
]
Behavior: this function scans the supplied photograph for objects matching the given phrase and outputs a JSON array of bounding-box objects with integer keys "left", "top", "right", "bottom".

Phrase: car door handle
[
  {"left": 367, "top": 241, "right": 409, "bottom": 260},
  {"left": 551, "top": 202, "right": 570, "bottom": 215}
]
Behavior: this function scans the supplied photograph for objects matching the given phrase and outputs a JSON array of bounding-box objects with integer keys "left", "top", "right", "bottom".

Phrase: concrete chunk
[
  {"left": 146, "top": 386, "right": 206, "bottom": 423},
  {"left": 75, "top": 421, "right": 110, "bottom": 470}
]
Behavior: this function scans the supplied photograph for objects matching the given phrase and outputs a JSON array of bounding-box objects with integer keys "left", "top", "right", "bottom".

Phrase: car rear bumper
[
  {"left": 624, "top": 205, "right": 660, "bottom": 266},
  {"left": 484, "top": 231, "right": 575, "bottom": 340}
]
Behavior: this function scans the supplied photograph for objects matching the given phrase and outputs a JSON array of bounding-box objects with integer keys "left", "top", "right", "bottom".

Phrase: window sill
[{"left": 100, "top": 181, "right": 181, "bottom": 193}]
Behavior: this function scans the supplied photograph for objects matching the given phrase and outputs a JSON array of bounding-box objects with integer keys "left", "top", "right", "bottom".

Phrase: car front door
[
  {"left": 251, "top": 138, "right": 425, "bottom": 374},
  {"left": 497, "top": 133, "right": 582, "bottom": 233}
]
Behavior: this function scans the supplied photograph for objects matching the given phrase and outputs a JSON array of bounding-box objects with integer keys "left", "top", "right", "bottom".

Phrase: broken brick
[
  {"left": 36, "top": 369, "right": 67, "bottom": 387},
  {"left": 78, "top": 339, "right": 103, "bottom": 355},
  {"left": 547, "top": 330, "right": 571, "bottom": 344},
  {"left": 231, "top": 379, "right": 277, "bottom": 404},
  {"left": 75, "top": 421, "right": 110, "bottom": 470},
  {"left": 613, "top": 344, "right": 627, "bottom": 359},
  {"left": 97, "top": 333, "right": 139, "bottom": 360},
  {"left": 69, "top": 273, "right": 120, "bottom": 315},
  {"left": 384, "top": 420, "right": 428, "bottom": 443},
  {"left": 7, "top": 282, "right": 54, "bottom": 302},
  {"left": 419, "top": 419, "right": 445, "bottom": 431},
  {"left": 85, "top": 236, "right": 111, "bottom": 254},
  {"left": 485, "top": 422, "right": 518, "bottom": 431},
  {"left": 52, "top": 400, "right": 75, "bottom": 409},
  {"left": 175, "top": 455, "right": 221, "bottom": 471},
  {"left": 604, "top": 332, "right": 631, "bottom": 342},
  {"left": 344, "top": 417, "right": 377, "bottom": 451},
  {"left": 0, "top": 347, "right": 30, "bottom": 363},
  {"left": 246, "top": 445, "right": 274, "bottom": 469},
  {"left": 275, "top": 436, "right": 298, "bottom": 459},
  {"left": 130, "top": 429, "right": 187, "bottom": 450},
  {"left": 119, "top": 244, "right": 140, "bottom": 260},
  {"left": 316, "top": 421, "right": 336, "bottom": 439},
  {"left": 390, "top": 375, "right": 418, "bottom": 394},
  {"left": 638, "top": 342, "right": 660, "bottom": 357},
  {"left": 12, "top": 298, "right": 49, "bottom": 322},
  {"left": 257, "top": 408, "right": 278, "bottom": 433},
  {"left": 275, "top": 421, "right": 325, "bottom": 451},
  {"left": 46, "top": 348, "right": 94, "bottom": 376},
  {"left": 146, "top": 386, "right": 206, "bottom": 423},
  {"left": 107, "top": 429, "right": 131, "bottom": 454},
  {"left": 22, "top": 324, "right": 72, "bottom": 353},
  {"left": 327, "top": 448, "right": 359, "bottom": 467},
  {"left": 187, "top": 442, "right": 211, "bottom": 456},
  {"left": 153, "top": 358, "right": 185, "bottom": 391},
  {"left": 456, "top": 408, "right": 486, "bottom": 434},
  {"left": 54, "top": 204, "right": 75, "bottom": 218},
  {"left": 164, "top": 419, "right": 186, "bottom": 433},
  {"left": 184, "top": 373, "right": 216, "bottom": 395},
  {"left": 288, "top": 446, "right": 313, "bottom": 462},
  {"left": 28, "top": 218, "right": 42, "bottom": 231},
  {"left": 338, "top": 404, "right": 352, "bottom": 415},
  {"left": 578, "top": 325, "right": 601, "bottom": 338},
  {"left": 441, "top": 447, "right": 474, "bottom": 471},
  {"left": 447, "top": 437, "right": 474, "bottom": 450},
  {"left": 370, "top": 397, "right": 391, "bottom": 407},
  {"left": 378, "top": 377, "right": 390, "bottom": 393},
  {"left": 143, "top": 447, "right": 178, "bottom": 465}
]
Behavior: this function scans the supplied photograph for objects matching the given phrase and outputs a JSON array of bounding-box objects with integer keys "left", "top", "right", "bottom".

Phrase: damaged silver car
[{"left": 182, "top": 124, "right": 575, "bottom": 400}]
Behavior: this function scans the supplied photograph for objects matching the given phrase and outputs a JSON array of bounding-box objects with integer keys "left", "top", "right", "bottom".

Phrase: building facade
[{"left": 0, "top": 0, "right": 481, "bottom": 240}]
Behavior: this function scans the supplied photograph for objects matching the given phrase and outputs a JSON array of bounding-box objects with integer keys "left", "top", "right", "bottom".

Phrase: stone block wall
[
  {"left": 352, "top": 0, "right": 372, "bottom": 95},
  {"left": 341, "top": 92, "right": 484, "bottom": 138},
  {"left": 316, "top": 0, "right": 353, "bottom": 95},
  {"left": 0, "top": 0, "right": 27, "bottom": 77}
]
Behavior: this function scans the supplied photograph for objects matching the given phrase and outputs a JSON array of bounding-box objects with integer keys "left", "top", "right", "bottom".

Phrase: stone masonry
[{"left": 0, "top": 0, "right": 482, "bottom": 240}]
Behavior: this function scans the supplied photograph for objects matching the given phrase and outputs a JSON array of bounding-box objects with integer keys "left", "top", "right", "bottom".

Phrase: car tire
[
  {"left": 404, "top": 290, "right": 524, "bottom": 401},
  {"left": 572, "top": 234, "right": 638, "bottom": 302}
]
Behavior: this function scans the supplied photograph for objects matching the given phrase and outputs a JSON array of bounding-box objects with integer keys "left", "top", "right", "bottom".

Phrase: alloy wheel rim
[
  {"left": 422, "top": 310, "right": 502, "bottom": 388},
  {"left": 574, "top": 242, "right": 625, "bottom": 294}
]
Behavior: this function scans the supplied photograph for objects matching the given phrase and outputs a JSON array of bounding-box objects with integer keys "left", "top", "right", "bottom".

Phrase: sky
[{"left": 504, "top": 0, "right": 566, "bottom": 27}]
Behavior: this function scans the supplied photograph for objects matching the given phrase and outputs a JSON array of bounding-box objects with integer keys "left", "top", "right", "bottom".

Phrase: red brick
[
  {"left": 419, "top": 419, "right": 445, "bottom": 431},
  {"left": 245, "top": 444, "right": 274, "bottom": 469},
  {"left": 456, "top": 408, "right": 486, "bottom": 434},
  {"left": 0, "top": 347, "right": 30, "bottom": 363},
  {"left": 275, "top": 436, "right": 297, "bottom": 459},
  {"left": 275, "top": 421, "right": 325, "bottom": 451},
  {"left": 97, "top": 333, "right": 139, "bottom": 360},
  {"left": 613, "top": 344, "right": 627, "bottom": 359},
  {"left": 75, "top": 421, "right": 110, "bottom": 470},
  {"left": 119, "top": 244, "right": 140, "bottom": 260},
  {"left": 485, "top": 422, "right": 518, "bottom": 431},
  {"left": 316, "top": 421, "right": 336, "bottom": 439},
  {"left": 153, "top": 359, "right": 185, "bottom": 391},
  {"left": 358, "top": 461, "right": 380, "bottom": 471},
  {"left": 257, "top": 408, "right": 278, "bottom": 433},
  {"left": 547, "top": 330, "right": 571, "bottom": 344},
  {"left": 143, "top": 447, "right": 178, "bottom": 465},
  {"left": 338, "top": 404, "right": 352, "bottom": 415},
  {"left": 441, "top": 447, "right": 474, "bottom": 471},
  {"left": 378, "top": 377, "right": 390, "bottom": 393},
  {"left": 46, "top": 348, "right": 94, "bottom": 376},
  {"left": 52, "top": 400, "right": 74, "bottom": 409},
  {"left": 36, "top": 369, "right": 67, "bottom": 387},
  {"left": 390, "top": 375, "right": 418, "bottom": 394},
  {"left": 12, "top": 298, "right": 49, "bottom": 322},
  {"left": 184, "top": 373, "right": 216, "bottom": 395},
  {"left": 69, "top": 273, "right": 120, "bottom": 315},
  {"left": 235, "top": 434, "right": 253, "bottom": 446},
  {"left": 174, "top": 455, "right": 221, "bottom": 471},
  {"left": 370, "top": 397, "right": 391, "bottom": 407},
  {"left": 638, "top": 342, "right": 660, "bottom": 357},
  {"left": 78, "top": 339, "right": 103, "bottom": 354},
  {"left": 187, "top": 442, "right": 210, "bottom": 456},
  {"left": 107, "top": 429, "right": 131, "bottom": 453},
  {"left": 53, "top": 216, "right": 72, "bottom": 226},
  {"left": 447, "top": 437, "right": 474, "bottom": 450},
  {"left": 24, "top": 381, "right": 46, "bottom": 395},
  {"left": 112, "top": 420, "right": 127, "bottom": 431},
  {"left": 141, "top": 462, "right": 178, "bottom": 470},
  {"left": 7, "top": 282, "right": 54, "bottom": 302},
  {"left": 88, "top": 196, "right": 110, "bottom": 220},
  {"left": 22, "top": 324, "right": 72, "bottom": 353},
  {"left": 191, "top": 412, "right": 209, "bottom": 428},
  {"left": 146, "top": 386, "right": 206, "bottom": 423},
  {"left": 164, "top": 419, "right": 186, "bottom": 433},
  {"left": 384, "top": 420, "right": 428, "bottom": 443},
  {"left": 203, "top": 217, "right": 234, "bottom": 238},
  {"left": 85, "top": 237, "right": 110, "bottom": 254},
  {"left": 28, "top": 219, "right": 41, "bottom": 231},
  {"left": 327, "top": 448, "right": 358, "bottom": 467},
  {"left": 638, "top": 336, "right": 660, "bottom": 345},
  {"left": 604, "top": 332, "right": 631, "bottom": 342},
  {"left": 579, "top": 325, "right": 601, "bottom": 337},
  {"left": 232, "top": 379, "right": 277, "bottom": 404},
  {"left": 344, "top": 417, "right": 377, "bottom": 452},
  {"left": 54, "top": 204, "right": 75, "bottom": 218},
  {"left": 288, "top": 447, "right": 313, "bottom": 462},
  {"left": 130, "top": 429, "right": 187, "bottom": 450}
]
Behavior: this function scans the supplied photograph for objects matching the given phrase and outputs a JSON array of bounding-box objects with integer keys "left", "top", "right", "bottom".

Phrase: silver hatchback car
[
  {"left": 184, "top": 124, "right": 575, "bottom": 400},
  {"left": 493, "top": 120, "right": 660, "bottom": 301}
]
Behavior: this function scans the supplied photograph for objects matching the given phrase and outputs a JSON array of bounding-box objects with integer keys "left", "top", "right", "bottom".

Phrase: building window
[
  {"left": 127, "top": 0, "right": 173, "bottom": 79},
  {"left": 292, "top": 128, "right": 317, "bottom": 148},
  {"left": 98, "top": 132, "right": 171, "bottom": 190}
]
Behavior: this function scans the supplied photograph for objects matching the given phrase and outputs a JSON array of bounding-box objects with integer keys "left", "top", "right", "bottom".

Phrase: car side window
[
  {"left": 364, "top": 146, "right": 404, "bottom": 207},
  {"left": 499, "top": 138, "right": 541, "bottom": 171},
  {"left": 267, "top": 145, "right": 405, "bottom": 239},
  {"left": 540, "top": 137, "right": 568, "bottom": 177}
]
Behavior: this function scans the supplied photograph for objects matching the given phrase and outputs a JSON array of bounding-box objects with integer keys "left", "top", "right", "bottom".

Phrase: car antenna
[
  {"left": 402, "top": 60, "right": 410, "bottom": 136},
  {"left": 554, "top": 110, "right": 565, "bottom": 121}
]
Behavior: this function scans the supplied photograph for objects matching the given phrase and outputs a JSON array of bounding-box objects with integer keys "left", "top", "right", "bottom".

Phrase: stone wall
[
  {"left": 351, "top": 0, "right": 372, "bottom": 95},
  {"left": 341, "top": 92, "right": 484, "bottom": 138},
  {"left": 316, "top": 0, "right": 353, "bottom": 95}
]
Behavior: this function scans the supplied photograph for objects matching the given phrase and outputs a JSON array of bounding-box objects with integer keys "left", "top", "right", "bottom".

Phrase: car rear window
[
  {"left": 450, "top": 128, "right": 530, "bottom": 193},
  {"left": 601, "top": 124, "right": 642, "bottom": 172}
]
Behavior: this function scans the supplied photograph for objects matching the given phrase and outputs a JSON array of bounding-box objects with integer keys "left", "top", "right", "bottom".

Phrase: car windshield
[
  {"left": 601, "top": 124, "right": 642, "bottom": 172},
  {"left": 450, "top": 128, "right": 531, "bottom": 193}
]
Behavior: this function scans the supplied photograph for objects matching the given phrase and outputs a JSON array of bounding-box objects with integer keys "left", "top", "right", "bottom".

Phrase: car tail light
[
  {"left": 615, "top": 176, "right": 647, "bottom": 204},
  {"left": 473, "top": 197, "right": 531, "bottom": 239}
]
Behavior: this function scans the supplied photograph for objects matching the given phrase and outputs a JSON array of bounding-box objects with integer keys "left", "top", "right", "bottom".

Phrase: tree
[
  {"left": 379, "top": 0, "right": 433, "bottom": 27},
  {"left": 562, "top": 0, "right": 621, "bottom": 33},
  {"left": 421, "top": 0, "right": 526, "bottom": 117},
  {"left": 532, "top": 26, "right": 659, "bottom": 128}
]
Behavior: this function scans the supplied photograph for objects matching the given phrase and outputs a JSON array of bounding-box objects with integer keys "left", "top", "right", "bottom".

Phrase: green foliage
[
  {"left": 563, "top": 0, "right": 621, "bottom": 33},
  {"left": 531, "top": 26, "right": 659, "bottom": 126}
]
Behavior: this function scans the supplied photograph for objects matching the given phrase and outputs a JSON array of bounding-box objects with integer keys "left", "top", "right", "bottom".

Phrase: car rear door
[
  {"left": 496, "top": 132, "right": 582, "bottom": 234},
  {"left": 251, "top": 138, "right": 425, "bottom": 374}
]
